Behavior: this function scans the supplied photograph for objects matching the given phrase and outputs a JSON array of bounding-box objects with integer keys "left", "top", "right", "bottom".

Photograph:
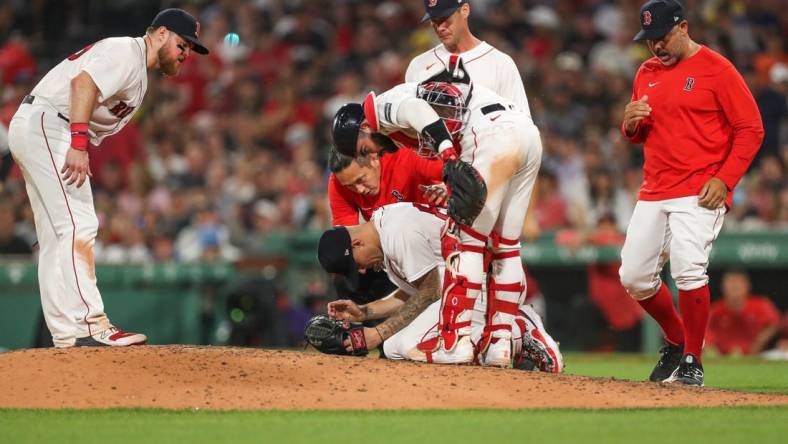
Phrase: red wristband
[{"left": 70, "top": 123, "right": 89, "bottom": 151}]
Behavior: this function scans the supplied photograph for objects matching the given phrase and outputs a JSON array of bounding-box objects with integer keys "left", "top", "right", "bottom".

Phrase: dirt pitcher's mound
[{"left": 0, "top": 345, "right": 786, "bottom": 410}]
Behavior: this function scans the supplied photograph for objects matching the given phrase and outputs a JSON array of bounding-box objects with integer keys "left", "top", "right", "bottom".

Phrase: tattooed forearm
[
  {"left": 376, "top": 268, "right": 441, "bottom": 340},
  {"left": 360, "top": 304, "right": 372, "bottom": 320}
]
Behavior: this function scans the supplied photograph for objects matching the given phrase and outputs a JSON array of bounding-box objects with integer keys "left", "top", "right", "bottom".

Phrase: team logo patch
[
  {"left": 684, "top": 77, "right": 695, "bottom": 91},
  {"left": 195, "top": 21, "right": 201, "bottom": 37},
  {"left": 428, "top": 0, "right": 438, "bottom": 7},
  {"left": 391, "top": 190, "right": 404, "bottom": 201},
  {"left": 642, "top": 11, "right": 652, "bottom": 26}
]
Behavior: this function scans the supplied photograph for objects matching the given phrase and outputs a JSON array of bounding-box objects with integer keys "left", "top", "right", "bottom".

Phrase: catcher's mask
[
  {"left": 331, "top": 103, "right": 365, "bottom": 157},
  {"left": 416, "top": 56, "right": 472, "bottom": 157}
]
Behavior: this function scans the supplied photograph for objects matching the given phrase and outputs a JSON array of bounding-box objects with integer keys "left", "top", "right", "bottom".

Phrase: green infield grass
[
  {"left": 1, "top": 407, "right": 786, "bottom": 444},
  {"left": 1, "top": 353, "right": 786, "bottom": 444},
  {"left": 562, "top": 352, "right": 788, "bottom": 394}
]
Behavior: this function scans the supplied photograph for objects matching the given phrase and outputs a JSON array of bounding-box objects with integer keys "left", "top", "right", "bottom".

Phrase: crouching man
[{"left": 310, "top": 202, "right": 562, "bottom": 372}]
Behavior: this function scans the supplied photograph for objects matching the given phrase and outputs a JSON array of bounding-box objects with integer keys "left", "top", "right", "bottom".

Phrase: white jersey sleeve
[
  {"left": 492, "top": 52, "right": 530, "bottom": 114},
  {"left": 30, "top": 37, "right": 148, "bottom": 145},
  {"left": 370, "top": 83, "right": 418, "bottom": 133},
  {"left": 372, "top": 203, "right": 444, "bottom": 296},
  {"left": 81, "top": 40, "right": 142, "bottom": 103}
]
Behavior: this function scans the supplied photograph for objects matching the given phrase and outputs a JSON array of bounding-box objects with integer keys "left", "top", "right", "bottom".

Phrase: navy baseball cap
[
  {"left": 633, "top": 0, "right": 684, "bottom": 41},
  {"left": 151, "top": 8, "right": 210, "bottom": 55},
  {"left": 318, "top": 227, "right": 360, "bottom": 291},
  {"left": 421, "top": 0, "right": 468, "bottom": 23}
]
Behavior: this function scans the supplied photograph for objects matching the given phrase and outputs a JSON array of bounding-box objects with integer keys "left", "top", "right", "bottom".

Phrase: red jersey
[
  {"left": 623, "top": 46, "right": 764, "bottom": 207},
  {"left": 329, "top": 148, "right": 443, "bottom": 225},
  {"left": 706, "top": 296, "right": 780, "bottom": 355}
]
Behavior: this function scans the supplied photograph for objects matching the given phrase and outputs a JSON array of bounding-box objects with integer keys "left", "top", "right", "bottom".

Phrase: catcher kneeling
[{"left": 307, "top": 202, "right": 563, "bottom": 372}]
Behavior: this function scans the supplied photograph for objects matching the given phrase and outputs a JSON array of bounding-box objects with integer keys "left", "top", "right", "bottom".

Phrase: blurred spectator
[
  {"left": 775, "top": 313, "right": 788, "bottom": 353},
  {"left": 175, "top": 204, "right": 241, "bottom": 262},
  {"left": 0, "top": 201, "right": 31, "bottom": 256},
  {"left": 706, "top": 270, "right": 781, "bottom": 355},
  {"left": 0, "top": 33, "right": 36, "bottom": 85},
  {"left": 533, "top": 171, "right": 569, "bottom": 231},
  {"left": 754, "top": 63, "right": 788, "bottom": 161},
  {"left": 0, "top": 0, "right": 781, "bottom": 268}
]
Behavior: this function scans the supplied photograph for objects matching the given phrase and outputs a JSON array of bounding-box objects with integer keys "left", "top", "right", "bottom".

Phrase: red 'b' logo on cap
[{"left": 643, "top": 11, "right": 652, "bottom": 26}]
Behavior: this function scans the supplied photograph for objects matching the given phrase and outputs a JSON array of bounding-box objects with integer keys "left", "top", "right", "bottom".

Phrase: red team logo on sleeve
[{"left": 642, "top": 11, "right": 652, "bottom": 26}]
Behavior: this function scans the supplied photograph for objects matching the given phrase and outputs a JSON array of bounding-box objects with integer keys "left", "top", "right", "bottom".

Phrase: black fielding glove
[
  {"left": 304, "top": 315, "right": 368, "bottom": 356},
  {"left": 440, "top": 148, "right": 486, "bottom": 226}
]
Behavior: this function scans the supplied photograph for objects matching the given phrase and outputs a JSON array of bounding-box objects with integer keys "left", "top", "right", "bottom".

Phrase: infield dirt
[{"left": 1, "top": 345, "right": 786, "bottom": 410}]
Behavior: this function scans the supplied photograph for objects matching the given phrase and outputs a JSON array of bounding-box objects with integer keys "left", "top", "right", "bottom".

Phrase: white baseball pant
[
  {"left": 8, "top": 99, "right": 110, "bottom": 347},
  {"left": 619, "top": 196, "right": 726, "bottom": 300}
]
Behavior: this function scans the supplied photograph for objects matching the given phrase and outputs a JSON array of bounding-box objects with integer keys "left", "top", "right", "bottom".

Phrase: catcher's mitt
[
  {"left": 442, "top": 157, "right": 487, "bottom": 226},
  {"left": 304, "top": 315, "right": 368, "bottom": 356}
]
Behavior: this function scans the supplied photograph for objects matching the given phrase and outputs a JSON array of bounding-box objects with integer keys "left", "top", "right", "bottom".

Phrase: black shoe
[
  {"left": 668, "top": 354, "right": 704, "bottom": 387},
  {"left": 649, "top": 342, "right": 684, "bottom": 382}
]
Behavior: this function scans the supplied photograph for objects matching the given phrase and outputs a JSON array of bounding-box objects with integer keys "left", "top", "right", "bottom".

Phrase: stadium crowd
[
  {"left": 1, "top": 0, "right": 786, "bottom": 262},
  {"left": 0, "top": 1, "right": 786, "bottom": 349}
]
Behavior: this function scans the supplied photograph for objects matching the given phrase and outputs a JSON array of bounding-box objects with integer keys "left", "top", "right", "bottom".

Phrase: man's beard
[{"left": 157, "top": 46, "right": 181, "bottom": 76}]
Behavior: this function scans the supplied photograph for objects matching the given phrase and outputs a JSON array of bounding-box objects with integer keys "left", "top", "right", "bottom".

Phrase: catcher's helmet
[{"left": 332, "top": 103, "right": 364, "bottom": 157}]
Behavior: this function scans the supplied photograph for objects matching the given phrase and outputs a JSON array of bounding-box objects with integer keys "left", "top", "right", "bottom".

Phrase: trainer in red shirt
[
  {"left": 328, "top": 147, "right": 444, "bottom": 226},
  {"left": 619, "top": 0, "right": 764, "bottom": 387},
  {"left": 707, "top": 271, "right": 780, "bottom": 355}
]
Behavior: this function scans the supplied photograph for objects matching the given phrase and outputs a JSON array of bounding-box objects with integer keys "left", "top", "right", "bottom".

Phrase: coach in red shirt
[
  {"left": 619, "top": 0, "right": 764, "bottom": 386},
  {"left": 327, "top": 146, "right": 444, "bottom": 305},
  {"left": 707, "top": 270, "right": 780, "bottom": 355}
]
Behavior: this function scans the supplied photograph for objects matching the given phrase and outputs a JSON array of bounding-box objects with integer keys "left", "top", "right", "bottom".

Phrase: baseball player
[
  {"left": 406, "top": 0, "right": 530, "bottom": 115},
  {"left": 328, "top": 146, "right": 446, "bottom": 306},
  {"left": 407, "top": 0, "right": 541, "bottom": 242},
  {"left": 6, "top": 9, "right": 209, "bottom": 347},
  {"left": 620, "top": 0, "right": 763, "bottom": 386},
  {"left": 331, "top": 59, "right": 542, "bottom": 366},
  {"left": 317, "top": 202, "right": 562, "bottom": 372}
]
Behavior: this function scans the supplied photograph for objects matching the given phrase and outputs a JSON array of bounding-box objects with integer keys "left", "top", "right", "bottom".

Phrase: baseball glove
[
  {"left": 442, "top": 157, "right": 487, "bottom": 226},
  {"left": 304, "top": 315, "right": 369, "bottom": 356}
]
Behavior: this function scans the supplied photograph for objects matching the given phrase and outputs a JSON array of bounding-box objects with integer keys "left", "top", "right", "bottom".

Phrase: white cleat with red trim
[
  {"left": 481, "top": 335, "right": 514, "bottom": 367},
  {"left": 409, "top": 335, "right": 476, "bottom": 364},
  {"left": 513, "top": 305, "right": 563, "bottom": 373},
  {"left": 74, "top": 326, "right": 147, "bottom": 347}
]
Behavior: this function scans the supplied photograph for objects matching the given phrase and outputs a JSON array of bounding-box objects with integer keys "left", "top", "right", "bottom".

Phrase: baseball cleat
[
  {"left": 513, "top": 305, "right": 564, "bottom": 373},
  {"left": 649, "top": 342, "right": 684, "bottom": 382},
  {"left": 409, "top": 335, "right": 475, "bottom": 364},
  {"left": 481, "top": 336, "right": 513, "bottom": 367},
  {"left": 665, "top": 354, "right": 704, "bottom": 387},
  {"left": 75, "top": 326, "right": 147, "bottom": 347}
]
